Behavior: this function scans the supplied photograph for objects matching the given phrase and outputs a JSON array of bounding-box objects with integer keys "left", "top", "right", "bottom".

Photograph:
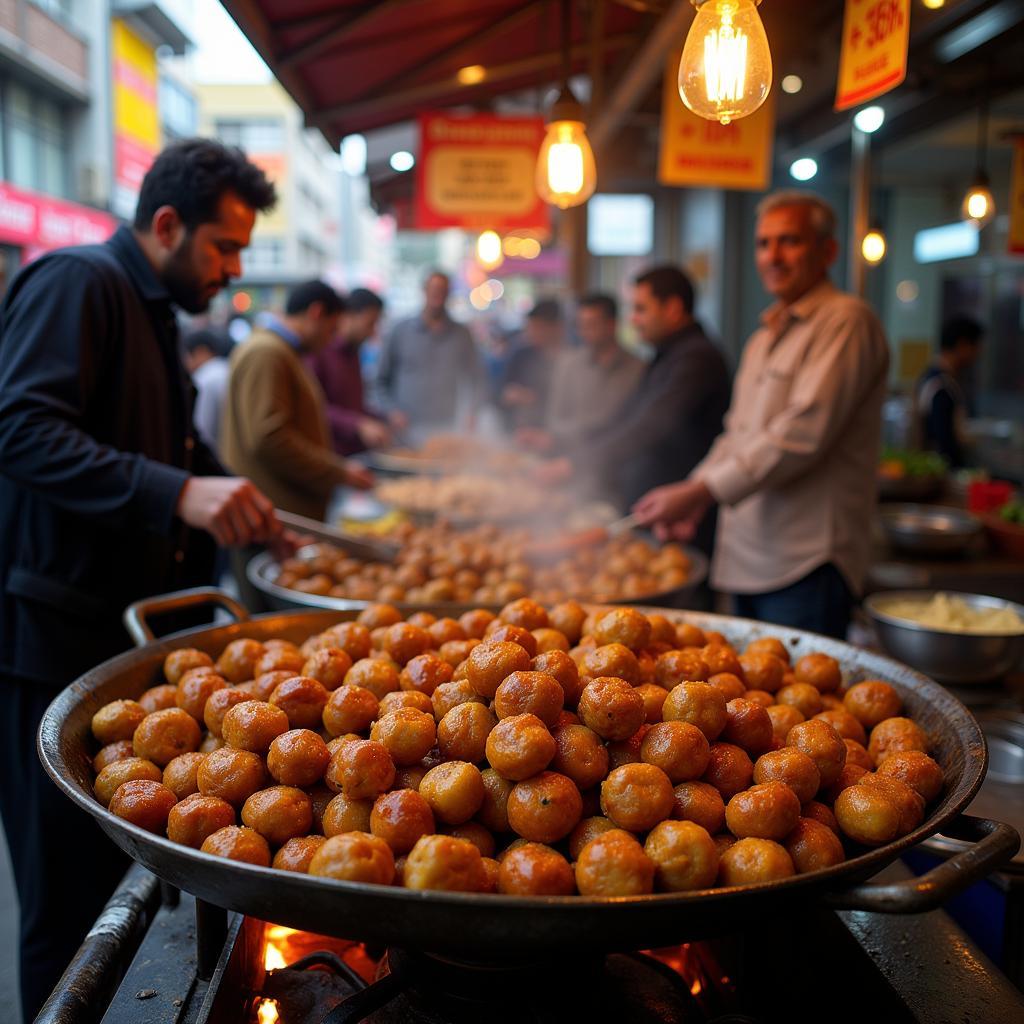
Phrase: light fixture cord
[
  {"left": 561, "top": 0, "right": 572, "bottom": 86},
  {"left": 976, "top": 93, "right": 989, "bottom": 174}
]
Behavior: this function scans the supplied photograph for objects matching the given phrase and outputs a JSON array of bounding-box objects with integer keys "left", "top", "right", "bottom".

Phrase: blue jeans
[{"left": 732, "top": 563, "right": 853, "bottom": 639}]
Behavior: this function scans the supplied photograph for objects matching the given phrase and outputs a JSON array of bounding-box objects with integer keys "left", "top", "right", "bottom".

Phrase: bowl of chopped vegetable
[{"left": 877, "top": 449, "right": 947, "bottom": 501}]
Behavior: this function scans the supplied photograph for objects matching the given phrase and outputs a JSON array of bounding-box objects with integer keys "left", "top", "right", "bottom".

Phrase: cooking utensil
[
  {"left": 38, "top": 590, "right": 1017, "bottom": 956},
  {"left": 879, "top": 504, "right": 981, "bottom": 557},
  {"left": 864, "top": 590, "right": 1024, "bottom": 685},
  {"left": 273, "top": 509, "right": 398, "bottom": 563},
  {"left": 246, "top": 544, "right": 710, "bottom": 616}
]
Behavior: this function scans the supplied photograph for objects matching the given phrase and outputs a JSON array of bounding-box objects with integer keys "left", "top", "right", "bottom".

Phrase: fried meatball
[
  {"left": 738, "top": 653, "right": 786, "bottom": 693},
  {"left": 593, "top": 608, "right": 652, "bottom": 652},
  {"left": 221, "top": 700, "right": 290, "bottom": 755},
  {"left": 702, "top": 742, "right": 754, "bottom": 800},
  {"left": 640, "top": 721, "right": 711, "bottom": 783},
  {"left": 600, "top": 763, "right": 675, "bottom": 832},
  {"left": 786, "top": 719, "right": 847, "bottom": 787},
  {"left": 484, "top": 713, "right": 556, "bottom": 781},
  {"left": 718, "top": 838, "right": 794, "bottom": 885},
  {"left": 323, "top": 684, "right": 379, "bottom": 737},
  {"left": 644, "top": 820, "right": 718, "bottom": 892},
  {"left": 507, "top": 771, "right": 582, "bottom": 843},
  {"left": 497, "top": 843, "right": 574, "bottom": 895},
  {"left": 92, "top": 700, "right": 147, "bottom": 745},
  {"left": 767, "top": 704, "right": 805, "bottom": 746},
  {"left": 567, "top": 816, "right": 619, "bottom": 861},
  {"left": 722, "top": 698, "right": 774, "bottom": 756},
  {"left": 162, "top": 752, "right": 206, "bottom": 800},
  {"left": 94, "top": 757, "right": 162, "bottom": 807},
  {"left": 784, "top": 817, "right": 845, "bottom": 873},
  {"left": 776, "top": 683, "right": 823, "bottom": 720},
  {"left": 437, "top": 702, "right": 497, "bottom": 764},
  {"left": 575, "top": 830, "right": 655, "bottom": 896},
  {"left": 357, "top": 604, "right": 404, "bottom": 630},
  {"left": 109, "top": 779, "right": 177, "bottom": 833},
  {"left": 201, "top": 825, "right": 271, "bottom": 866},
  {"left": 671, "top": 781, "right": 726, "bottom": 835},
  {"left": 500, "top": 598, "right": 550, "bottom": 631},
  {"left": 814, "top": 708, "right": 868, "bottom": 746},
  {"left": 725, "top": 782, "right": 801, "bottom": 840},
  {"left": 326, "top": 739, "right": 396, "bottom": 799},
  {"left": 269, "top": 676, "right": 329, "bottom": 731},
  {"left": 324, "top": 622, "right": 373, "bottom": 662},
  {"left": 655, "top": 650, "right": 710, "bottom": 689},
  {"left": 93, "top": 739, "right": 135, "bottom": 774},
  {"left": 215, "top": 639, "right": 264, "bottom": 684},
  {"left": 266, "top": 729, "right": 330, "bottom": 788},
  {"left": 577, "top": 677, "right": 644, "bottom": 742},
  {"left": 139, "top": 685, "right": 179, "bottom": 714},
  {"left": 322, "top": 793, "right": 373, "bottom": 836},
  {"left": 419, "top": 762, "right": 486, "bottom": 826},
  {"left": 494, "top": 671, "right": 564, "bottom": 727},
  {"left": 794, "top": 653, "right": 842, "bottom": 692},
  {"left": 370, "top": 708, "right": 436, "bottom": 767},
  {"left": 706, "top": 672, "right": 746, "bottom": 702},
  {"left": 370, "top": 789, "right": 435, "bottom": 854},
  {"left": 163, "top": 647, "right": 214, "bottom": 686},
  {"left": 844, "top": 680, "right": 903, "bottom": 730},
  {"left": 753, "top": 747, "right": 821, "bottom": 804},
  {"left": 466, "top": 641, "right": 532, "bottom": 700},
  {"left": 868, "top": 717, "right": 929, "bottom": 765},
  {"left": 403, "top": 834, "right": 485, "bottom": 892},
  {"left": 167, "top": 793, "right": 235, "bottom": 848},
  {"left": 477, "top": 769, "right": 514, "bottom": 833},
  {"left": 133, "top": 708, "right": 202, "bottom": 767},
  {"left": 702, "top": 645, "right": 744, "bottom": 679},
  {"left": 551, "top": 724, "right": 609, "bottom": 791},
  {"left": 344, "top": 659, "right": 401, "bottom": 700},
  {"left": 273, "top": 835, "right": 327, "bottom": 873},
  {"left": 302, "top": 648, "right": 354, "bottom": 692},
  {"left": 548, "top": 601, "right": 587, "bottom": 645},
  {"left": 834, "top": 784, "right": 901, "bottom": 845},
  {"left": 662, "top": 683, "right": 728, "bottom": 742},
  {"left": 197, "top": 747, "right": 267, "bottom": 807},
  {"left": 400, "top": 654, "right": 454, "bottom": 697},
  {"left": 309, "top": 832, "right": 395, "bottom": 885},
  {"left": 745, "top": 637, "right": 790, "bottom": 665},
  {"left": 532, "top": 650, "right": 583, "bottom": 708},
  {"left": 583, "top": 644, "right": 641, "bottom": 686},
  {"left": 875, "top": 750, "right": 944, "bottom": 802}
]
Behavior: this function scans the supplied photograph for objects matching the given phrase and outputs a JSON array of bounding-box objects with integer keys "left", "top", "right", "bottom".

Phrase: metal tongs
[
  {"left": 274, "top": 508, "right": 399, "bottom": 563},
  {"left": 523, "top": 512, "right": 640, "bottom": 560}
]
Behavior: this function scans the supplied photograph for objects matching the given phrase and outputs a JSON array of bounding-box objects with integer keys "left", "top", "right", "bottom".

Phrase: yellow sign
[
  {"left": 658, "top": 48, "right": 774, "bottom": 191},
  {"left": 1010, "top": 139, "right": 1024, "bottom": 255},
  {"left": 835, "top": 0, "right": 911, "bottom": 111},
  {"left": 112, "top": 19, "right": 159, "bottom": 216}
]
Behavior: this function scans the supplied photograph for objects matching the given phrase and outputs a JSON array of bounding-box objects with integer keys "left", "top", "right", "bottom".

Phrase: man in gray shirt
[{"left": 377, "top": 270, "right": 483, "bottom": 441}]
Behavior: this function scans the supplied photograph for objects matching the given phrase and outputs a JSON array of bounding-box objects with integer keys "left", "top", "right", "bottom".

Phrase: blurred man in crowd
[
  {"left": 0, "top": 138, "right": 283, "bottom": 1021},
  {"left": 915, "top": 315, "right": 983, "bottom": 468},
  {"left": 634, "top": 191, "right": 889, "bottom": 638},
  {"left": 539, "top": 267, "right": 730, "bottom": 558},
  {"left": 519, "top": 292, "right": 643, "bottom": 453},
  {"left": 497, "top": 298, "right": 565, "bottom": 432},
  {"left": 183, "top": 325, "right": 234, "bottom": 455},
  {"left": 222, "top": 279, "right": 373, "bottom": 521},
  {"left": 377, "top": 270, "right": 482, "bottom": 441},
  {"left": 305, "top": 287, "right": 402, "bottom": 455}
]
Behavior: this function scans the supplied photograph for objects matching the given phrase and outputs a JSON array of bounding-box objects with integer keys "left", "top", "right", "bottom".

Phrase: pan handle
[
  {"left": 825, "top": 815, "right": 1020, "bottom": 914},
  {"left": 123, "top": 587, "right": 250, "bottom": 647}
]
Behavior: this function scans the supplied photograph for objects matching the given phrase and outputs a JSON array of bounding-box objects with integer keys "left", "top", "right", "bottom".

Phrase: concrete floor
[{"left": 0, "top": 818, "right": 22, "bottom": 1022}]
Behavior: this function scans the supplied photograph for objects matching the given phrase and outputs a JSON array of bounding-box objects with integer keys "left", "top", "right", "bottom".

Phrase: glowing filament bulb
[{"left": 703, "top": 9, "right": 748, "bottom": 111}]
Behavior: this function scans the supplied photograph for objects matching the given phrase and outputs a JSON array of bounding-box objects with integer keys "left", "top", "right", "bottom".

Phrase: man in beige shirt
[
  {"left": 634, "top": 191, "right": 890, "bottom": 637},
  {"left": 222, "top": 279, "right": 373, "bottom": 522}
]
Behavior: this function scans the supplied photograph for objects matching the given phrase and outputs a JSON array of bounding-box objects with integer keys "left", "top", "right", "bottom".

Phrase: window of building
[
  {"left": 243, "top": 237, "right": 285, "bottom": 272},
  {"left": 30, "top": 0, "right": 72, "bottom": 21},
  {"left": 214, "top": 118, "right": 284, "bottom": 153},
  {"left": 159, "top": 75, "right": 197, "bottom": 140},
  {"left": 3, "top": 81, "right": 69, "bottom": 198}
]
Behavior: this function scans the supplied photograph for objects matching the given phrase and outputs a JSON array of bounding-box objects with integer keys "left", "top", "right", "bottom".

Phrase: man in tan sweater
[{"left": 222, "top": 280, "right": 372, "bottom": 521}]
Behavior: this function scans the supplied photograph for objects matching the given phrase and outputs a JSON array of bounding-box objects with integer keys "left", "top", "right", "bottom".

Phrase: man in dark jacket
[
  {"left": 538, "top": 266, "right": 730, "bottom": 557},
  {"left": 0, "top": 138, "right": 280, "bottom": 1021}
]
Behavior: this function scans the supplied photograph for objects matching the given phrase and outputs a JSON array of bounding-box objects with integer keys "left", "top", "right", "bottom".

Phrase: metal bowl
[
  {"left": 879, "top": 504, "right": 981, "bottom": 556},
  {"left": 864, "top": 590, "right": 1024, "bottom": 684}
]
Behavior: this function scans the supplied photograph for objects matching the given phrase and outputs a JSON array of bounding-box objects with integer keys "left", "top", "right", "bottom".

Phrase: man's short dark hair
[
  {"left": 286, "top": 280, "right": 345, "bottom": 316},
  {"left": 635, "top": 265, "right": 695, "bottom": 315},
  {"left": 578, "top": 292, "right": 617, "bottom": 321},
  {"left": 940, "top": 315, "right": 984, "bottom": 351},
  {"left": 134, "top": 138, "right": 277, "bottom": 231},
  {"left": 424, "top": 269, "right": 449, "bottom": 287},
  {"left": 346, "top": 287, "right": 384, "bottom": 314},
  {"left": 527, "top": 298, "right": 562, "bottom": 322},
  {"left": 183, "top": 327, "right": 233, "bottom": 359}
]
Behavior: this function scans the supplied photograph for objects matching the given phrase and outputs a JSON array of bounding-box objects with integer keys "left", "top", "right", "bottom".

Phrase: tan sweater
[{"left": 221, "top": 327, "right": 350, "bottom": 521}]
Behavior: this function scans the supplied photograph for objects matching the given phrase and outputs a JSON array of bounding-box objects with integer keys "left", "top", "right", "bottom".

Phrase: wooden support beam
[{"left": 277, "top": 0, "right": 407, "bottom": 70}]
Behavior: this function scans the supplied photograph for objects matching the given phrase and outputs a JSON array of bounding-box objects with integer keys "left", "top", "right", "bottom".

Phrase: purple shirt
[{"left": 304, "top": 339, "right": 383, "bottom": 455}]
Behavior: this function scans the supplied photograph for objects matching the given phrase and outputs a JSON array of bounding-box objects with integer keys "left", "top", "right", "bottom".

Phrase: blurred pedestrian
[
  {"left": 498, "top": 298, "right": 565, "bottom": 431},
  {"left": 182, "top": 325, "right": 234, "bottom": 455}
]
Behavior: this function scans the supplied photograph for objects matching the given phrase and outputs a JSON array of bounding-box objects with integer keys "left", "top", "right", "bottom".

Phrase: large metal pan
[
  {"left": 38, "top": 589, "right": 1018, "bottom": 958},
  {"left": 247, "top": 544, "right": 711, "bottom": 617}
]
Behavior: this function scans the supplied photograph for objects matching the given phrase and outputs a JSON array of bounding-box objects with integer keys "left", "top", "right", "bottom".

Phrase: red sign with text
[
  {"left": 415, "top": 114, "right": 549, "bottom": 232},
  {"left": 835, "top": 0, "right": 911, "bottom": 111},
  {"left": 0, "top": 181, "right": 117, "bottom": 258}
]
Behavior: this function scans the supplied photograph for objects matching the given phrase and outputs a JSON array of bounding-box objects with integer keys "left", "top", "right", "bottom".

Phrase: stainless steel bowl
[
  {"left": 864, "top": 590, "right": 1024, "bottom": 684},
  {"left": 879, "top": 504, "right": 981, "bottom": 556}
]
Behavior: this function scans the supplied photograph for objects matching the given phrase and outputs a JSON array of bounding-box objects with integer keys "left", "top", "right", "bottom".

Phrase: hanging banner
[
  {"left": 1010, "top": 139, "right": 1024, "bottom": 256},
  {"left": 658, "top": 47, "right": 775, "bottom": 191},
  {"left": 835, "top": 0, "right": 911, "bottom": 111},
  {"left": 414, "top": 114, "right": 550, "bottom": 232}
]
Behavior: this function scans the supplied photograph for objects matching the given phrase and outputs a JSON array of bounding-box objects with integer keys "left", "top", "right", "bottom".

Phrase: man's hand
[
  {"left": 176, "top": 477, "right": 281, "bottom": 548},
  {"left": 268, "top": 529, "right": 312, "bottom": 561},
  {"left": 357, "top": 416, "right": 392, "bottom": 450},
  {"left": 502, "top": 383, "right": 537, "bottom": 408},
  {"left": 516, "top": 426, "right": 555, "bottom": 454},
  {"left": 344, "top": 463, "right": 375, "bottom": 490},
  {"left": 632, "top": 479, "right": 715, "bottom": 541},
  {"left": 533, "top": 457, "right": 573, "bottom": 486}
]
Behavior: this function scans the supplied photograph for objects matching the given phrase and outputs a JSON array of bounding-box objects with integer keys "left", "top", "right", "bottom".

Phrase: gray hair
[{"left": 756, "top": 190, "right": 837, "bottom": 241}]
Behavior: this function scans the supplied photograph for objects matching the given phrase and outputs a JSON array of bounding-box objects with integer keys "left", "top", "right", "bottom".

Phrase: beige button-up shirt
[{"left": 695, "top": 280, "right": 889, "bottom": 595}]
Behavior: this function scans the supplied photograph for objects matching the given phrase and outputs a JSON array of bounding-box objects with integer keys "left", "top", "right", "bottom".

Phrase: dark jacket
[
  {"left": 0, "top": 226, "right": 220, "bottom": 686},
  {"left": 577, "top": 323, "right": 731, "bottom": 554}
]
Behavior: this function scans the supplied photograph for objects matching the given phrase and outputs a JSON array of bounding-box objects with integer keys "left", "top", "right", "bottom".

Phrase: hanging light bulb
[
  {"left": 962, "top": 174, "right": 995, "bottom": 225},
  {"left": 678, "top": 0, "right": 772, "bottom": 125},
  {"left": 476, "top": 230, "right": 504, "bottom": 270},
  {"left": 862, "top": 226, "right": 887, "bottom": 264},
  {"left": 536, "top": 86, "right": 597, "bottom": 208}
]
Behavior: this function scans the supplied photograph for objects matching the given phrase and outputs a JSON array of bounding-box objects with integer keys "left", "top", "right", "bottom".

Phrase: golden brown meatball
[
  {"left": 302, "top": 648, "right": 354, "bottom": 692},
  {"left": 593, "top": 608, "right": 652, "bottom": 652},
  {"left": 868, "top": 717, "right": 929, "bottom": 765},
  {"left": 221, "top": 700, "right": 290, "bottom": 755},
  {"left": 702, "top": 742, "right": 754, "bottom": 800},
  {"left": 370, "top": 707, "right": 436, "bottom": 767},
  {"left": 655, "top": 650, "right": 710, "bottom": 689},
  {"left": 201, "top": 825, "right": 271, "bottom": 866},
  {"left": 739, "top": 653, "right": 786, "bottom": 693},
  {"left": 437, "top": 702, "right": 497, "bottom": 764},
  {"left": 273, "top": 835, "right": 326, "bottom": 873},
  {"left": 675, "top": 623, "right": 707, "bottom": 648},
  {"left": 567, "top": 816, "right": 618, "bottom": 861},
  {"left": 671, "top": 780, "right": 726, "bottom": 835},
  {"left": 801, "top": 800, "right": 840, "bottom": 835},
  {"left": 784, "top": 817, "right": 845, "bottom": 873},
  {"left": 403, "top": 834, "right": 485, "bottom": 892},
  {"left": 196, "top": 747, "right": 267, "bottom": 807},
  {"left": 109, "top": 779, "right": 178, "bottom": 833},
  {"left": 200, "top": 687, "right": 250, "bottom": 739},
  {"left": 640, "top": 721, "right": 711, "bottom": 784},
  {"left": 814, "top": 708, "right": 868, "bottom": 746},
  {"left": 344, "top": 659, "right": 401, "bottom": 700},
  {"left": 162, "top": 752, "right": 206, "bottom": 801},
  {"left": 163, "top": 647, "right": 214, "bottom": 685},
  {"left": 551, "top": 724, "right": 609, "bottom": 791},
  {"left": 370, "top": 789, "right": 435, "bottom": 854},
  {"left": 662, "top": 682, "right": 728, "bottom": 742},
  {"left": 575, "top": 830, "right": 655, "bottom": 896},
  {"left": 722, "top": 698, "right": 774, "bottom": 756},
  {"left": 776, "top": 683, "right": 823, "bottom": 719},
  {"left": 705, "top": 672, "right": 746, "bottom": 702},
  {"left": 94, "top": 757, "right": 163, "bottom": 807},
  {"left": 309, "top": 831, "right": 395, "bottom": 885},
  {"left": 859, "top": 774, "right": 925, "bottom": 834},
  {"left": 419, "top": 762, "right": 486, "bottom": 826},
  {"left": 322, "top": 684, "right": 379, "bottom": 737},
  {"left": 794, "top": 653, "right": 842, "bottom": 692},
  {"left": 266, "top": 729, "right": 330, "bottom": 788},
  {"left": 254, "top": 647, "right": 305, "bottom": 678},
  {"left": 484, "top": 713, "right": 556, "bottom": 781},
  {"left": 843, "top": 738, "right": 874, "bottom": 771},
  {"left": 324, "top": 622, "right": 374, "bottom": 662},
  {"left": 532, "top": 628, "right": 570, "bottom": 654},
  {"left": 93, "top": 739, "right": 135, "bottom": 774},
  {"left": 326, "top": 739, "right": 396, "bottom": 799},
  {"left": 133, "top": 708, "right": 202, "bottom": 767},
  {"left": 548, "top": 601, "right": 587, "bottom": 645},
  {"left": 494, "top": 671, "right": 564, "bottom": 727},
  {"left": 507, "top": 771, "right": 582, "bottom": 843},
  {"left": 753, "top": 747, "right": 821, "bottom": 804},
  {"left": 583, "top": 644, "right": 641, "bottom": 686},
  {"left": 843, "top": 680, "right": 903, "bottom": 729},
  {"left": 600, "top": 763, "right": 675, "bottom": 832},
  {"left": 531, "top": 650, "right": 583, "bottom": 708},
  {"left": 477, "top": 768, "right": 514, "bottom": 833},
  {"left": 786, "top": 719, "right": 847, "bottom": 787},
  {"left": 485, "top": 622, "right": 538, "bottom": 657},
  {"left": 500, "top": 598, "right": 550, "bottom": 632},
  {"left": 466, "top": 641, "right": 532, "bottom": 700},
  {"left": 139, "top": 685, "right": 179, "bottom": 714},
  {"left": 241, "top": 786, "right": 313, "bottom": 846},
  {"left": 725, "top": 782, "right": 801, "bottom": 840},
  {"left": 875, "top": 750, "right": 944, "bottom": 802},
  {"left": 702, "top": 644, "right": 744, "bottom": 679},
  {"left": 92, "top": 700, "right": 147, "bottom": 746},
  {"left": 321, "top": 792, "right": 373, "bottom": 836},
  {"left": 400, "top": 654, "right": 454, "bottom": 697},
  {"left": 167, "top": 793, "right": 235, "bottom": 848},
  {"left": 269, "top": 676, "right": 329, "bottom": 731},
  {"left": 215, "top": 639, "right": 264, "bottom": 684},
  {"left": 379, "top": 691, "right": 434, "bottom": 718},
  {"left": 744, "top": 637, "right": 790, "bottom": 665},
  {"left": 432, "top": 678, "right": 484, "bottom": 720},
  {"left": 248, "top": 670, "right": 294, "bottom": 702},
  {"left": 834, "top": 784, "right": 901, "bottom": 845},
  {"left": 767, "top": 704, "right": 805, "bottom": 746},
  {"left": 357, "top": 604, "right": 404, "bottom": 630},
  {"left": 497, "top": 842, "right": 574, "bottom": 895},
  {"left": 718, "top": 837, "right": 794, "bottom": 885},
  {"left": 577, "top": 677, "right": 644, "bottom": 742},
  {"left": 644, "top": 819, "right": 719, "bottom": 892}
]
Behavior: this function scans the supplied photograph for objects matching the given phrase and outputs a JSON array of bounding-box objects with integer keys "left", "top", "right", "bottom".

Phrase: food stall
[{"left": 19, "top": 1, "right": 1024, "bottom": 1023}]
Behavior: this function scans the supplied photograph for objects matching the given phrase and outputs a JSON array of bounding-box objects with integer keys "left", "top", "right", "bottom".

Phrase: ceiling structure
[{"left": 220, "top": 0, "right": 1024, "bottom": 208}]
